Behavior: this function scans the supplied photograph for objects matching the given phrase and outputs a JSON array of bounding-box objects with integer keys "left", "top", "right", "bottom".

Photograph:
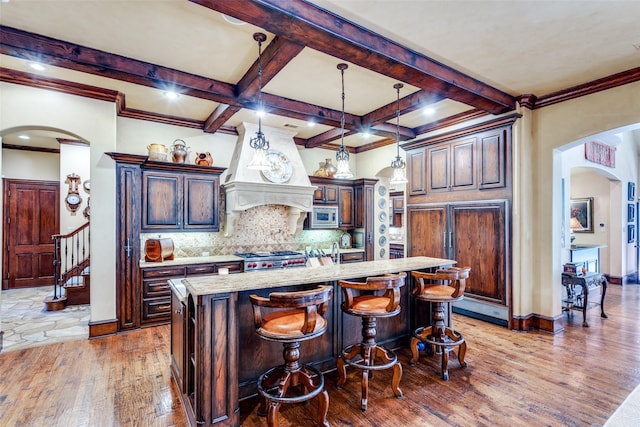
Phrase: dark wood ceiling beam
[
  {"left": 236, "top": 36, "right": 304, "bottom": 98},
  {"left": 0, "top": 26, "right": 238, "bottom": 104},
  {"left": 190, "top": 0, "right": 515, "bottom": 114},
  {"left": 369, "top": 122, "right": 415, "bottom": 140},
  {"left": 203, "top": 104, "right": 241, "bottom": 133},
  {"left": 363, "top": 90, "right": 445, "bottom": 126},
  {"left": 304, "top": 127, "right": 357, "bottom": 148},
  {"left": 258, "top": 93, "right": 361, "bottom": 128}
]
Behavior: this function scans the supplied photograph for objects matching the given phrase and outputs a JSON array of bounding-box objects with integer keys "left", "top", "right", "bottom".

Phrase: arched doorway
[{"left": 0, "top": 126, "right": 91, "bottom": 351}]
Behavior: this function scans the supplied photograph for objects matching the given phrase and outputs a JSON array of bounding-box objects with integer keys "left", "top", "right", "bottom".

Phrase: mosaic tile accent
[{"left": 141, "top": 204, "right": 344, "bottom": 259}]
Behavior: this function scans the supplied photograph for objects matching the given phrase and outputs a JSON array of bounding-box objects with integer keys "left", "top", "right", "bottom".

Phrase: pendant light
[
  {"left": 247, "top": 32, "right": 271, "bottom": 171},
  {"left": 389, "top": 83, "right": 408, "bottom": 185},
  {"left": 334, "top": 63, "right": 354, "bottom": 179}
]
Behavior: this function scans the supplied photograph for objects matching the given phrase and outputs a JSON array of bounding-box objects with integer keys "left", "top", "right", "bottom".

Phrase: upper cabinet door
[
  {"left": 142, "top": 171, "right": 182, "bottom": 230},
  {"left": 183, "top": 174, "right": 219, "bottom": 231}
]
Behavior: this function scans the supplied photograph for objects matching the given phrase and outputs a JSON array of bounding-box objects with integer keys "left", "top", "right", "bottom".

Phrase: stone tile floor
[{"left": 1, "top": 286, "right": 89, "bottom": 352}]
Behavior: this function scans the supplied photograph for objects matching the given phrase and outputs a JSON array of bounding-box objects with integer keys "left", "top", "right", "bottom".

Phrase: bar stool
[
  {"left": 336, "top": 273, "right": 406, "bottom": 411},
  {"left": 410, "top": 267, "right": 471, "bottom": 380},
  {"left": 249, "top": 285, "right": 333, "bottom": 427}
]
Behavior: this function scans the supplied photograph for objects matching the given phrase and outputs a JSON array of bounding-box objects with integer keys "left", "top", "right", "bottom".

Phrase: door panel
[
  {"left": 450, "top": 203, "right": 506, "bottom": 305},
  {"left": 4, "top": 180, "right": 59, "bottom": 289},
  {"left": 407, "top": 205, "right": 448, "bottom": 259}
]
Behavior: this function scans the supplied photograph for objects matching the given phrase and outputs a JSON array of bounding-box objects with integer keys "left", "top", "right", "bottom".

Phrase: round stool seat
[
  {"left": 345, "top": 295, "right": 401, "bottom": 317},
  {"left": 257, "top": 309, "right": 328, "bottom": 342}
]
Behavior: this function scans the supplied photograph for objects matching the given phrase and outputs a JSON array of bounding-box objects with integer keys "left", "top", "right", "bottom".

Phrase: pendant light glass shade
[
  {"left": 248, "top": 32, "right": 270, "bottom": 171},
  {"left": 334, "top": 63, "right": 354, "bottom": 179},
  {"left": 389, "top": 83, "right": 408, "bottom": 185}
]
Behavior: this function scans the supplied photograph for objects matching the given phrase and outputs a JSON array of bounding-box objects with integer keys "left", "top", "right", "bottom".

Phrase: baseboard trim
[
  {"left": 89, "top": 319, "right": 118, "bottom": 338},
  {"left": 606, "top": 274, "right": 623, "bottom": 285},
  {"left": 511, "top": 313, "right": 564, "bottom": 334}
]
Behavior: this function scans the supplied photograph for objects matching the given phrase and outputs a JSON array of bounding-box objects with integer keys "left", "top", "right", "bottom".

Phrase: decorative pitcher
[
  {"left": 171, "top": 139, "right": 189, "bottom": 163},
  {"left": 195, "top": 152, "right": 213, "bottom": 166},
  {"left": 324, "top": 158, "right": 337, "bottom": 178}
]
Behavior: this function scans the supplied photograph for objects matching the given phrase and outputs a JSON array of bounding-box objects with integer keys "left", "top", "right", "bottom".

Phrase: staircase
[{"left": 45, "top": 222, "right": 90, "bottom": 311}]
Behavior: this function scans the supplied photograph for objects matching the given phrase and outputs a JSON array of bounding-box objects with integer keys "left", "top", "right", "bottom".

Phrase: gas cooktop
[{"left": 234, "top": 250, "right": 306, "bottom": 271}]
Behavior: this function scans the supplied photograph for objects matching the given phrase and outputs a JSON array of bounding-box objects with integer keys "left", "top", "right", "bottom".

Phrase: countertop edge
[{"left": 179, "top": 256, "right": 455, "bottom": 297}]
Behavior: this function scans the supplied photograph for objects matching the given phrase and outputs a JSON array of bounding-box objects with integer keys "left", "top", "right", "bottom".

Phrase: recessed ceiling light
[
  {"left": 222, "top": 14, "right": 246, "bottom": 25},
  {"left": 163, "top": 91, "right": 179, "bottom": 100},
  {"left": 307, "top": 121, "right": 316, "bottom": 127},
  {"left": 29, "top": 62, "right": 47, "bottom": 71},
  {"left": 256, "top": 109, "right": 266, "bottom": 118},
  {"left": 423, "top": 107, "right": 436, "bottom": 116},
  {"left": 18, "top": 134, "right": 30, "bottom": 140},
  {"left": 361, "top": 131, "right": 371, "bottom": 138}
]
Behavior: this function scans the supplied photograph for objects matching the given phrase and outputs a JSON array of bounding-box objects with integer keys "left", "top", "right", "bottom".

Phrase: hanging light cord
[
  {"left": 395, "top": 83, "right": 402, "bottom": 157},
  {"left": 341, "top": 66, "right": 345, "bottom": 148},
  {"left": 250, "top": 32, "right": 269, "bottom": 152}
]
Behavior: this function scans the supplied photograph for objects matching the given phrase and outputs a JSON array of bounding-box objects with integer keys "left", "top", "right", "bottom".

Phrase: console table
[{"left": 561, "top": 272, "right": 608, "bottom": 327}]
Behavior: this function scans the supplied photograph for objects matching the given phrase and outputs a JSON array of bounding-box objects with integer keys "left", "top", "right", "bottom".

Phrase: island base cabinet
[{"left": 176, "top": 292, "right": 239, "bottom": 427}]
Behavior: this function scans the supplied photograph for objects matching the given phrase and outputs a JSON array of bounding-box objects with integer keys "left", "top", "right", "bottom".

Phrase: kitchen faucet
[{"left": 331, "top": 241, "right": 340, "bottom": 265}]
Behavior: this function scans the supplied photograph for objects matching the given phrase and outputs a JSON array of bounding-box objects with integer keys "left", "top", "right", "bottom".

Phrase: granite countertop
[
  {"left": 140, "top": 254, "right": 243, "bottom": 268},
  {"left": 177, "top": 256, "right": 455, "bottom": 297}
]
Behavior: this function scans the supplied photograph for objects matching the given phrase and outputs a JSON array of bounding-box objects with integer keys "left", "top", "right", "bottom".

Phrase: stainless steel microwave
[{"left": 310, "top": 206, "right": 339, "bottom": 229}]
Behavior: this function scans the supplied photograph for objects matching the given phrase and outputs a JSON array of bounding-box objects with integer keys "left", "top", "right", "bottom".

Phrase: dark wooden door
[
  {"left": 142, "top": 170, "right": 181, "bottom": 230},
  {"left": 3, "top": 179, "right": 59, "bottom": 289},
  {"left": 450, "top": 202, "right": 507, "bottom": 305},
  {"left": 407, "top": 205, "right": 448, "bottom": 259},
  {"left": 183, "top": 173, "right": 219, "bottom": 231}
]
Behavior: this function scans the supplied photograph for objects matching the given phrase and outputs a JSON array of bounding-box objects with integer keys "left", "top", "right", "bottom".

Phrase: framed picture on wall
[
  {"left": 570, "top": 197, "right": 594, "bottom": 233},
  {"left": 629, "top": 225, "right": 635, "bottom": 244},
  {"left": 629, "top": 182, "right": 636, "bottom": 201},
  {"left": 629, "top": 204, "right": 635, "bottom": 223}
]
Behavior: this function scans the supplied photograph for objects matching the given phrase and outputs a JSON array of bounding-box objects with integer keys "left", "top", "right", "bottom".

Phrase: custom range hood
[{"left": 223, "top": 122, "right": 316, "bottom": 237}]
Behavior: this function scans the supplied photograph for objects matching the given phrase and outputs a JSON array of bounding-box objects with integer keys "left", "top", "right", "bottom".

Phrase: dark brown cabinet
[
  {"left": 426, "top": 137, "right": 476, "bottom": 193},
  {"left": 390, "top": 191, "right": 404, "bottom": 227},
  {"left": 340, "top": 251, "right": 365, "bottom": 263},
  {"left": 402, "top": 116, "right": 516, "bottom": 325},
  {"left": 354, "top": 179, "right": 376, "bottom": 261},
  {"left": 408, "top": 201, "right": 508, "bottom": 306},
  {"left": 140, "top": 260, "right": 243, "bottom": 326},
  {"left": 404, "top": 117, "right": 513, "bottom": 204},
  {"left": 338, "top": 186, "right": 355, "bottom": 228},
  {"left": 170, "top": 289, "right": 186, "bottom": 393},
  {"left": 142, "top": 169, "right": 221, "bottom": 232},
  {"left": 108, "top": 153, "right": 228, "bottom": 332},
  {"left": 389, "top": 243, "right": 404, "bottom": 259},
  {"left": 313, "top": 182, "right": 338, "bottom": 204}
]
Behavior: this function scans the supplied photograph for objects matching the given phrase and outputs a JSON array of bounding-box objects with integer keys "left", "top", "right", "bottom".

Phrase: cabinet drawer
[
  {"left": 143, "top": 279, "right": 172, "bottom": 299},
  {"left": 341, "top": 252, "right": 364, "bottom": 263},
  {"left": 216, "top": 261, "right": 243, "bottom": 274},
  {"left": 142, "top": 298, "right": 171, "bottom": 322},
  {"left": 186, "top": 264, "right": 216, "bottom": 276},
  {"left": 142, "top": 266, "right": 186, "bottom": 279}
]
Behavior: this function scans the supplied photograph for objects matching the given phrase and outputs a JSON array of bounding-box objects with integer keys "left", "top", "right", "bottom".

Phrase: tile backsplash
[{"left": 141, "top": 204, "right": 343, "bottom": 258}]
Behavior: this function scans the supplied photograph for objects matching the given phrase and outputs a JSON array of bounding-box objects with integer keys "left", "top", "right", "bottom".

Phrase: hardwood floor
[{"left": 1, "top": 284, "right": 638, "bottom": 426}]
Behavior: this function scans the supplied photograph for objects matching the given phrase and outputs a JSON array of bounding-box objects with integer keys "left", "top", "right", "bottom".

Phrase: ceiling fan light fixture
[
  {"left": 248, "top": 32, "right": 270, "bottom": 171},
  {"left": 334, "top": 63, "right": 354, "bottom": 179},
  {"left": 390, "top": 83, "right": 408, "bottom": 186}
]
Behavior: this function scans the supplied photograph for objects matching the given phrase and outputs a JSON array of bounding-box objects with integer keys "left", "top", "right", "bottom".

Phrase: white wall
[
  {"left": 0, "top": 82, "right": 117, "bottom": 325},
  {"left": 1, "top": 149, "right": 59, "bottom": 181},
  {"left": 60, "top": 144, "right": 90, "bottom": 234}
]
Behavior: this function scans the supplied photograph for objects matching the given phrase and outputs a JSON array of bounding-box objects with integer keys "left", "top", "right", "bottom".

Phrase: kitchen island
[{"left": 170, "top": 256, "right": 455, "bottom": 427}]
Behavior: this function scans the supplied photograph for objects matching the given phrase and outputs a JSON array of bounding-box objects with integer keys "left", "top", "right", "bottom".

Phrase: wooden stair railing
[{"left": 45, "top": 222, "right": 90, "bottom": 311}]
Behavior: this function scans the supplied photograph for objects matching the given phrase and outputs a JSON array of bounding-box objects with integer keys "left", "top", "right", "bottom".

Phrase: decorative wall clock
[{"left": 65, "top": 173, "right": 82, "bottom": 213}]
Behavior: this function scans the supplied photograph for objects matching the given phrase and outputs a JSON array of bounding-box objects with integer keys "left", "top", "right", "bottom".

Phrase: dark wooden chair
[
  {"left": 410, "top": 267, "right": 471, "bottom": 380},
  {"left": 336, "top": 273, "right": 406, "bottom": 411},
  {"left": 249, "top": 285, "right": 333, "bottom": 427}
]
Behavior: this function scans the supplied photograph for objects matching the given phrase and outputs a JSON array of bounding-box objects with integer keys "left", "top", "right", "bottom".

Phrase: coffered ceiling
[{"left": 1, "top": 0, "right": 639, "bottom": 151}]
